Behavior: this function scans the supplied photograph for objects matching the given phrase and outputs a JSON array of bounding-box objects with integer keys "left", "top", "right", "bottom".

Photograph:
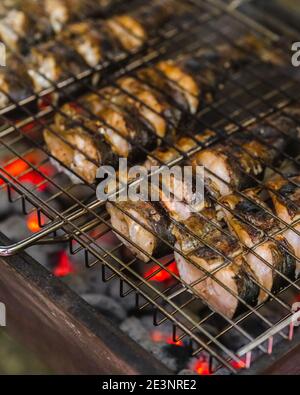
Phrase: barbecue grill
[{"left": 0, "top": 0, "right": 300, "bottom": 375}]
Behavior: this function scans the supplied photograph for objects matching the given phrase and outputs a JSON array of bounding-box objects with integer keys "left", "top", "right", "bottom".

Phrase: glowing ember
[
  {"left": 0, "top": 156, "right": 53, "bottom": 191},
  {"left": 151, "top": 330, "right": 183, "bottom": 346},
  {"left": 27, "top": 212, "right": 41, "bottom": 233},
  {"left": 144, "top": 261, "right": 179, "bottom": 282},
  {"left": 53, "top": 251, "right": 75, "bottom": 277},
  {"left": 193, "top": 358, "right": 211, "bottom": 375},
  {"left": 231, "top": 359, "right": 246, "bottom": 369}
]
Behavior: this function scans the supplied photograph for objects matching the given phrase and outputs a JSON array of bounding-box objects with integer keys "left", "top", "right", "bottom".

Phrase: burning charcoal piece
[{"left": 120, "top": 316, "right": 178, "bottom": 372}]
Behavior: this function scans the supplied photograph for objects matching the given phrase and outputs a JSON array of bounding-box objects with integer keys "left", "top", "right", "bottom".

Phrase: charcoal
[{"left": 82, "top": 293, "right": 127, "bottom": 323}]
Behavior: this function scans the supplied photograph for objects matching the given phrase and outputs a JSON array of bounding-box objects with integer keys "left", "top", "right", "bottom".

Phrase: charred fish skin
[
  {"left": 0, "top": 56, "right": 35, "bottom": 109},
  {"left": 107, "top": 200, "right": 175, "bottom": 262},
  {"left": 267, "top": 175, "right": 300, "bottom": 276},
  {"left": 137, "top": 52, "right": 226, "bottom": 115},
  {"left": 59, "top": 20, "right": 123, "bottom": 68},
  {"left": 51, "top": 90, "right": 157, "bottom": 172},
  {"left": 44, "top": 0, "right": 117, "bottom": 33},
  {"left": 106, "top": 0, "right": 174, "bottom": 53},
  {"left": 0, "top": 1, "right": 53, "bottom": 53},
  {"left": 220, "top": 189, "right": 296, "bottom": 302},
  {"left": 156, "top": 51, "right": 234, "bottom": 113},
  {"left": 151, "top": 44, "right": 253, "bottom": 115},
  {"left": 191, "top": 123, "right": 286, "bottom": 198},
  {"left": 174, "top": 217, "right": 259, "bottom": 318},
  {"left": 117, "top": 76, "right": 181, "bottom": 142},
  {"left": 28, "top": 41, "right": 89, "bottom": 92},
  {"left": 44, "top": 117, "right": 118, "bottom": 184},
  {"left": 82, "top": 89, "right": 158, "bottom": 160}
]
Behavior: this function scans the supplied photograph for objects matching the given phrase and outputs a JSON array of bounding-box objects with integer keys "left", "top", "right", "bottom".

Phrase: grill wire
[{"left": 0, "top": 0, "right": 300, "bottom": 374}]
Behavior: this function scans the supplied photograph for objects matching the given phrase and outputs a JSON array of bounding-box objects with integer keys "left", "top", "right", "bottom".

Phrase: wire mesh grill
[{"left": 0, "top": 0, "right": 300, "bottom": 374}]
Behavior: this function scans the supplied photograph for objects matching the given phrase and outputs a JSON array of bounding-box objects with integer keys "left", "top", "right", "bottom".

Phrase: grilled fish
[
  {"left": 0, "top": 1, "right": 52, "bottom": 53},
  {"left": 117, "top": 76, "right": 181, "bottom": 141},
  {"left": 173, "top": 211, "right": 259, "bottom": 318},
  {"left": 50, "top": 73, "right": 181, "bottom": 176},
  {"left": 28, "top": 41, "right": 89, "bottom": 91},
  {"left": 267, "top": 175, "right": 300, "bottom": 276},
  {"left": 46, "top": 84, "right": 162, "bottom": 182},
  {"left": 44, "top": 0, "right": 115, "bottom": 32},
  {"left": 107, "top": 200, "right": 175, "bottom": 262},
  {"left": 60, "top": 20, "right": 122, "bottom": 68},
  {"left": 0, "top": 56, "right": 34, "bottom": 108},
  {"left": 220, "top": 189, "right": 296, "bottom": 302},
  {"left": 138, "top": 46, "right": 249, "bottom": 114},
  {"left": 44, "top": 119, "right": 117, "bottom": 184},
  {"left": 106, "top": 0, "right": 173, "bottom": 53},
  {"left": 144, "top": 131, "right": 215, "bottom": 221},
  {"left": 191, "top": 121, "right": 287, "bottom": 197}
]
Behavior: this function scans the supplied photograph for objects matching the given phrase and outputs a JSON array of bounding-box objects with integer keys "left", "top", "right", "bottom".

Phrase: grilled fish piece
[
  {"left": 106, "top": 0, "right": 173, "bottom": 53},
  {"left": 0, "top": 1, "right": 52, "bottom": 53},
  {"left": 80, "top": 77, "right": 180, "bottom": 150},
  {"left": 173, "top": 212, "right": 259, "bottom": 318},
  {"left": 191, "top": 122, "right": 287, "bottom": 197},
  {"left": 143, "top": 131, "right": 215, "bottom": 221},
  {"left": 267, "top": 175, "right": 300, "bottom": 276},
  {"left": 138, "top": 46, "right": 248, "bottom": 114},
  {"left": 220, "top": 189, "right": 296, "bottom": 302},
  {"left": 44, "top": 120, "right": 117, "bottom": 184},
  {"left": 81, "top": 89, "right": 158, "bottom": 159},
  {"left": 107, "top": 200, "right": 175, "bottom": 262},
  {"left": 60, "top": 20, "right": 122, "bottom": 68},
  {"left": 28, "top": 41, "right": 89, "bottom": 91},
  {"left": 44, "top": 0, "right": 115, "bottom": 32},
  {"left": 117, "top": 76, "right": 181, "bottom": 141},
  {"left": 50, "top": 88, "right": 157, "bottom": 171},
  {"left": 0, "top": 56, "right": 34, "bottom": 108}
]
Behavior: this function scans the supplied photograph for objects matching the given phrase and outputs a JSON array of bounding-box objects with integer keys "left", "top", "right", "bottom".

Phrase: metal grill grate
[{"left": 0, "top": 0, "right": 299, "bottom": 374}]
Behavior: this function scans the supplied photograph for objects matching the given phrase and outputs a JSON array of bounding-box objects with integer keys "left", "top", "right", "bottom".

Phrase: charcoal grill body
[{"left": 0, "top": 234, "right": 171, "bottom": 374}]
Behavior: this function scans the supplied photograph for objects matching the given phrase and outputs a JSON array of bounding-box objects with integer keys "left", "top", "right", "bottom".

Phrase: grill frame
[{"left": 0, "top": 0, "right": 299, "bottom": 375}]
